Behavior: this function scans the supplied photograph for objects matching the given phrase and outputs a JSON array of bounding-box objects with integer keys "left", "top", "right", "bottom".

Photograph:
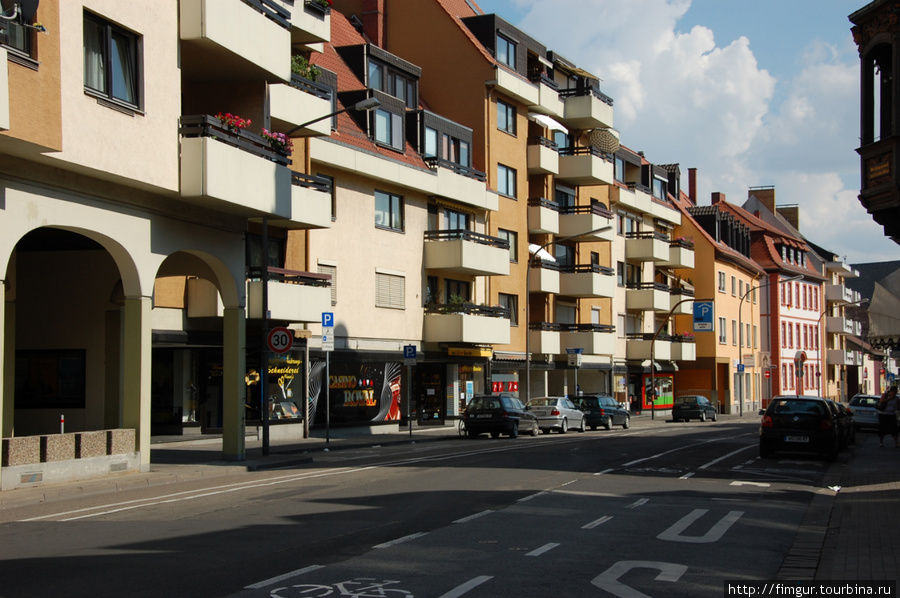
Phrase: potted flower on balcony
[
  {"left": 216, "top": 112, "right": 251, "bottom": 133},
  {"left": 291, "top": 54, "right": 321, "bottom": 82},
  {"left": 306, "top": 0, "right": 332, "bottom": 14},
  {"left": 261, "top": 128, "right": 294, "bottom": 155}
]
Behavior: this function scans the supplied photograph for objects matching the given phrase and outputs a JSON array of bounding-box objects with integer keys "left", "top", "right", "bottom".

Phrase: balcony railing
[
  {"left": 289, "top": 74, "right": 332, "bottom": 100},
  {"left": 559, "top": 323, "right": 616, "bottom": 356},
  {"left": 529, "top": 259, "right": 561, "bottom": 294},
  {"left": 424, "top": 302, "right": 509, "bottom": 319},
  {"left": 625, "top": 231, "right": 671, "bottom": 262},
  {"left": 562, "top": 323, "right": 616, "bottom": 334},
  {"left": 303, "top": 0, "right": 331, "bottom": 15},
  {"left": 245, "top": 266, "right": 331, "bottom": 322},
  {"left": 559, "top": 264, "right": 616, "bottom": 298},
  {"left": 559, "top": 84, "right": 614, "bottom": 106},
  {"left": 423, "top": 302, "right": 510, "bottom": 345},
  {"left": 180, "top": 115, "right": 291, "bottom": 166},
  {"left": 528, "top": 197, "right": 561, "bottom": 235},
  {"left": 626, "top": 332, "right": 672, "bottom": 360},
  {"left": 423, "top": 157, "right": 487, "bottom": 182},
  {"left": 560, "top": 264, "right": 615, "bottom": 276},
  {"left": 245, "top": 0, "right": 292, "bottom": 29},
  {"left": 247, "top": 266, "right": 331, "bottom": 286},
  {"left": 557, "top": 145, "right": 615, "bottom": 186},
  {"left": 559, "top": 145, "right": 613, "bottom": 161},
  {"left": 625, "top": 281, "right": 672, "bottom": 312},
  {"left": 424, "top": 229, "right": 510, "bottom": 275},
  {"left": 529, "top": 322, "right": 562, "bottom": 355},
  {"left": 559, "top": 201, "right": 615, "bottom": 240},
  {"left": 528, "top": 71, "right": 559, "bottom": 89},
  {"left": 560, "top": 201, "right": 614, "bottom": 219},
  {"left": 424, "top": 229, "right": 509, "bottom": 249}
]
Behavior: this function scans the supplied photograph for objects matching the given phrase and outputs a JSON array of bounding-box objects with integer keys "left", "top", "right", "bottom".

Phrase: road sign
[
  {"left": 322, "top": 312, "right": 334, "bottom": 352},
  {"left": 267, "top": 327, "right": 293, "bottom": 354},
  {"left": 404, "top": 345, "right": 417, "bottom": 366},
  {"left": 764, "top": 369, "right": 770, "bottom": 379},
  {"left": 692, "top": 301, "right": 714, "bottom": 332},
  {"left": 322, "top": 312, "right": 334, "bottom": 328},
  {"left": 737, "top": 363, "right": 745, "bottom": 373}
]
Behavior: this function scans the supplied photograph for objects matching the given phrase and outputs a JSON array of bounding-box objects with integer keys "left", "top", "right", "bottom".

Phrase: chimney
[
  {"left": 751, "top": 186, "right": 776, "bottom": 214},
  {"left": 688, "top": 168, "right": 697, "bottom": 204},
  {"left": 779, "top": 205, "right": 800, "bottom": 231},
  {"left": 711, "top": 192, "right": 726, "bottom": 205},
  {"left": 362, "top": 0, "right": 385, "bottom": 46}
]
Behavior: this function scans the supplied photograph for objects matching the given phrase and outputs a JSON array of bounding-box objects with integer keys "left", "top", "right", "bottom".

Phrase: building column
[
  {"left": 122, "top": 296, "right": 152, "bottom": 472},
  {"left": 222, "top": 307, "right": 246, "bottom": 461},
  {"left": 2, "top": 289, "right": 13, "bottom": 439}
]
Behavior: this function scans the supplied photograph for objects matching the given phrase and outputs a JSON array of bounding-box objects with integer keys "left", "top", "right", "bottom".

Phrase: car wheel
[
  {"left": 578, "top": 417, "right": 586, "bottom": 433},
  {"left": 531, "top": 421, "right": 539, "bottom": 437},
  {"left": 712, "top": 411, "right": 718, "bottom": 422},
  {"left": 559, "top": 418, "right": 568, "bottom": 434},
  {"left": 604, "top": 419, "right": 612, "bottom": 431},
  {"left": 622, "top": 415, "right": 630, "bottom": 430},
  {"left": 490, "top": 431, "right": 501, "bottom": 439},
  {"left": 590, "top": 425, "right": 597, "bottom": 431},
  {"left": 700, "top": 412, "right": 707, "bottom": 422},
  {"left": 509, "top": 422, "right": 519, "bottom": 439},
  {"left": 467, "top": 429, "right": 480, "bottom": 439}
]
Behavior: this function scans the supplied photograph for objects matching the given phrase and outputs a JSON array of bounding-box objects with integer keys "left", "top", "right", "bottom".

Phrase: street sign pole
[
  {"left": 322, "top": 313, "right": 334, "bottom": 444},
  {"left": 404, "top": 345, "right": 417, "bottom": 438}
]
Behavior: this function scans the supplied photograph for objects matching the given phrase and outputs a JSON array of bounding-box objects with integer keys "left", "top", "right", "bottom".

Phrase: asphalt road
[{"left": 0, "top": 418, "right": 835, "bottom": 598}]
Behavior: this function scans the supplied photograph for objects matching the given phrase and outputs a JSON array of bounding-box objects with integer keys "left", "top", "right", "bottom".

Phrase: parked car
[
  {"left": 672, "top": 395, "right": 718, "bottom": 422},
  {"left": 463, "top": 395, "right": 539, "bottom": 439},
  {"left": 825, "top": 399, "right": 855, "bottom": 448},
  {"left": 758, "top": 396, "right": 840, "bottom": 460},
  {"left": 848, "top": 394, "right": 880, "bottom": 430},
  {"left": 572, "top": 394, "right": 630, "bottom": 430},
  {"left": 526, "top": 397, "right": 586, "bottom": 434}
]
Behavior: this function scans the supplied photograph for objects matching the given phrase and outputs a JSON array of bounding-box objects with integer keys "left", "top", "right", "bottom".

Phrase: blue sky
[{"left": 473, "top": 0, "right": 899, "bottom": 265}]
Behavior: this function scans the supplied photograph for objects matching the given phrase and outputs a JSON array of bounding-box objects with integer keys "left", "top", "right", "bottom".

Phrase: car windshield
[
  {"left": 674, "top": 396, "right": 698, "bottom": 405},
  {"left": 850, "top": 396, "right": 879, "bottom": 408},
  {"left": 770, "top": 399, "right": 827, "bottom": 416},
  {"left": 528, "top": 399, "right": 556, "bottom": 407},
  {"left": 469, "top": 397, "right": 501, "bottom": 410}
]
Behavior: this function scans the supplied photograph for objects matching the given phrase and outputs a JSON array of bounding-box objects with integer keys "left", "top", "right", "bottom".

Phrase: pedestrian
[
  {"left": 877, "top": 386, "right": 900, "bottom": 448},
  {"left": 630, "top": 395, "right": 641, "bottom": 415}
]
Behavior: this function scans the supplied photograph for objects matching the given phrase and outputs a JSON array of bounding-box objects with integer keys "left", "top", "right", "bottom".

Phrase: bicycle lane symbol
[{"left": 270, "top": 578, "right": 413, "bottom": 598}]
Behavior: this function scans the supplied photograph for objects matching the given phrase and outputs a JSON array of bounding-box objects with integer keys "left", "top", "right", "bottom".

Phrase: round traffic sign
[
  {"left": 267, "top": 327, "right": 293, "bottom": 354},
  {"left": 764, "top": 369, "right": 770, "bottom": 379}
]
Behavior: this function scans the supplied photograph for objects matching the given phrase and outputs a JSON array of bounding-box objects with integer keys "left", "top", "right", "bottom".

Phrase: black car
[
  {"left": 825, "top": 399, "right": 855, "bottom": 448},
  {"left": 572, "top": 394, "right": 630, "bottom": 430},
  {"left": 463, "top": 395, "right": 539, "bottom": 439},
  {"left": 759, "top": 396, "right": 840, "bottom": 460},
  {"left": 672, "top": 395, "right": 718, "bottom": 422}
]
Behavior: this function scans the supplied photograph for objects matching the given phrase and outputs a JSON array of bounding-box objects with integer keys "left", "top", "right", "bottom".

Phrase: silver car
[
  {"left": 849, "top": 394, "right": 880, "bottom": 430},
  {"left": 526, "top": 396, "right": 586, "bottom": 434}
]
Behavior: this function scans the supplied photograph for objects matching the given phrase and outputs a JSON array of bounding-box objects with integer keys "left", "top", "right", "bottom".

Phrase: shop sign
[{"left": 448, "top": 347, "right": 492, "bottom": 358}]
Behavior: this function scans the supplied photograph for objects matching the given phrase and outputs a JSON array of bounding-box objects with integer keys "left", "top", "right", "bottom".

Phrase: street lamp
[
  {"left": 816, "top": 296, "right": 868, "bottom": 397},
  {"left": 737, "top": 274, "right": 802, "bottom": 416},
  {"left": 524, "top": 225, "right": 612, "bottom": 404},
  {"left": 284, "top": 97, "right": 381, "bottom": 136}
]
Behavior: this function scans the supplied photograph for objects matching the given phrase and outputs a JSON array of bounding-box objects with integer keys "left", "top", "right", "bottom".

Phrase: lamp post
[
  {"left": 525, "top": 225, "right": 612, "bottom": 404},
  {"left": 648, "top": 297, "right": 713, "bottom": 420},
  {"left": 816, "top": 296, "right": 868, "bottom": 398},
  {"left": 284, "top": 97, "right": 381, "bottom": 137},
  {"left": 737, "top": 274, "right": 802, "bottom": 416}
]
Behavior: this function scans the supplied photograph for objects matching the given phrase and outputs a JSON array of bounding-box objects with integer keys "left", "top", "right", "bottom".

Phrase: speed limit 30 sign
[{"left": 267, "top": 327, "right": 293, "bottom": 354}]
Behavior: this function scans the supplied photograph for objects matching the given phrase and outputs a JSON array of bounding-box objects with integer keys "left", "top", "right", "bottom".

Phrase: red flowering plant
[
  {"left": 216, "top": 112, "right": 251, "bottom": 132},
  {"left": 261, "top": 128, "right": 293, "bottom": 154}
]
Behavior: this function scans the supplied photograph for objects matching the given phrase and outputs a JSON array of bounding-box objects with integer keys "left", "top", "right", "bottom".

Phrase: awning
[
  {"left": 868, "top": 266, "right": 900, "bottom": 349},
  {"left": 528, "top": 243, "right": 555, "bottom": 262},
  {"left": 528, "top": 113, "right": 568, "bottom": 134}
]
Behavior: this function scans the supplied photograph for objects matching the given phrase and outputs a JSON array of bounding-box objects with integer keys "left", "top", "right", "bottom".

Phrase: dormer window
[
  {"left": 497, "top": 33, "right": 516, "bottom": 69},
  {"left": 374, "top": 107, "right": 404, "bottom": 151},
  {"left": 652, "top": 176, "right": 667, "bottom": 200}
]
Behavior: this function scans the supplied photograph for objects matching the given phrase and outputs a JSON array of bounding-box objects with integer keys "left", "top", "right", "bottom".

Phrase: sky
[{"left": 473, "top": 0, "right": 900, "bottom": 266}]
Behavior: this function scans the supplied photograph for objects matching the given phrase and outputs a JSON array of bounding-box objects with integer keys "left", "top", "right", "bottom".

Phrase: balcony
[
  {"left": 670, "top": 288, "right": 695, "bottom": 315},
  {"left": 528, "top": 198, "right": 560, "bottom": 235},
  {"left": 557, "top": 146, "right": 615, "bottom": 186},
  {"left": 0, "top": 48, "right": 7, "bottom": 131},
  {"left": 290, "top": 0, "right": 331, "bottom": 45},
  {"left": 269, "top": 76, "right": 333, "bottom": 136},
  {"left": 825, "top": 261, "right": 860, "bottom": 278},
  {"left": 495, "top": 67, "right": 540, "bottom": 106},
  {"left": 826, "top": 317, "right": 861, "bottom": 336},
  {"left": 625, "top": 232, "right": 670, "bottom": 262},
  {"left": 559, "top": 265, "right": 616, "bottom": 298},
  {"left": 180, "top": 115, "right": 292, "bottom": 218},
  {"left": 529, "top": 261, "right": 560, "bottom": 294},
  {"left": 527, "top": 137, "right": 559, "bottom": 175},
  {"left": 616, "top": 182, "right": 654, "bottom": 214},
  {"left": 626, "top": 282, "right": 671, "bottom": 312},
  {"left": 271, "top": 172, "right": 332, "bottom": 229},
  {"left": 660, "top": 239, "right": 695, "bottom": 269},
  {"left": 626, "top": 333, "right": 671, "bottom": 361},
  {"left": 528, "top": 72, "right": 565, "bottom": 117},
  {"left": 424, "top": 303, "right": 510, "bottom": 345},
  {"left": 246, "top": 268, "right": 331, "bottom": 322},
  {"left": 559, "top": 202, "right": 615, "bottom": 240},
  {"left": 670, "top": 336, "right": 697, "bottom": 361},
  {"left": 828, "top": 349, "right": 863, "bottom": 367},
  {"left": 180, "top": 0, "right": 292, "bottom": 81},
  {"left": 560, "top": 85, "right": 614, "bottom": 130},
  {"left": 560, "top": 324, "right": 616, "bottom": 356},
  {"left": 423, "top": 230, "right": 510, "bottom": 276},
  {"left": 424, "top": 158, "right": 497, "bottom": 212},
  {"left": 825, "top": 283, "right": 860, "bottom": 304},
  {"left": 529, "top": 323, "right": 561, "bottom": 355}
]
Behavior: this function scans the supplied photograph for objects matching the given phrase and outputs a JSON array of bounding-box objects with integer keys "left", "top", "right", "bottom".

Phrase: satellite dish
[
  {"left": 589, "top": 128, "right": 620, "bottom": 154},
  {"left": 18, "top": 0, "right": 39, "bottom": 23}
]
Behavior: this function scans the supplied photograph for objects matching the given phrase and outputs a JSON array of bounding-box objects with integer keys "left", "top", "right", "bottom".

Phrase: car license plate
[
  {"left": 476, "top": 414, "right": 492, "bottom": 418},
  {"left": 785, "top": 435, "right": 809, "bottom": 443}
]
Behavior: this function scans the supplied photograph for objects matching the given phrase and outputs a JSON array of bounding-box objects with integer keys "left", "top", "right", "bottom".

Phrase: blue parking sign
[
  {"left": 693, "top": 301, "right": 714, "bottom": 332},
  {"left": 322, "top": 312, "right": 334, "bottom": 328}
]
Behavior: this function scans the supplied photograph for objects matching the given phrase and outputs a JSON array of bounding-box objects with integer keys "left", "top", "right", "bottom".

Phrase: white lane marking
[
  {"left": 372, "top": 532, "right": 429, "bottom": 549},
  {"left": 594, "top": 468, "right": 616, "bottom": 476},
  {"left": 582, "top": 515, "right": 614, "bottom": 530},
  {"left": 679, "top": 472, "right": 695, "bottom": 480},
  {"left": 625, "top": 498, "right": 649, "bottom": 509},
  {"left": 518, "top": 491, "right": 548, "bottom": 503},
  {"left": 526, "top": 543, "right": 560, "bottom": 557},
  {"left": 698, "top": 444, "right": 756, "bottom": 469},
  {"left": 438, "top": 576, "right": 493, "bottom": 598},
  {"left": 245, "top": 565, "right": 324, "bottom": 589},
  {"left": 621, "top": 437, "right": 728, "bottom": 467},
  {"left": 657, "top": 509, "right": 744, "bottom": 543},
  {"left": 453, "top": 510, "right": 493, "bottom": 524},
  {"left": 592, "top": 561, "right": 687, "bottom": 597},
  {"left": 731, "top": 481, "right": 770, "bottom": 487},
  {"left": 553, "top": 490, "right": 620, "bottom": 498}
]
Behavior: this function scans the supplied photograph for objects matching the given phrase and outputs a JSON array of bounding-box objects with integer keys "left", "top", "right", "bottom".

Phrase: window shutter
[
  {"left": 376, "top": 273, "right": 405, "bottom": 309},
  {"left": 318, "top": 264, "right": 337, "bottom": 305}
]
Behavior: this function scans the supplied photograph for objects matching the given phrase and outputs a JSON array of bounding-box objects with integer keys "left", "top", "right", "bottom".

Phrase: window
[
  {"left": 374, "top": 190, "right": 404, "bottom": 231},
  {"left": 614, "top": 156, "right": 625, "bottom": 183},
  {"left": 718, "top": 317, "right": 727, "bottom": 344},
  {"left": 498, "top": 229, "right": 518, "bottom": 262},
  {"left": 652, "top": 176, "right": 666, "bottom": 200},
  {"left": 424, "top": 127, "right": 438, "bottom": 157},
  {"left": 617, "top": 314, "right": 626, "bottom": 338},
  {"left": 556, "top": 302, "right": 576, "bottom": 324},
  {"left": 496, "top": 33, "right": 516, "bottom": 69},
  {"left": 732, "top": 320, "right": 737, "bottom": 345},
  {"left": 442, "top": 134, "right": 471, "bottom": 166},
  {"left": 375, "top": 271, "right": 405, "bottom": 309},
  {"left": 442, "top": 208, "right": 469, "bottom": 231},
  {"left": 374, "top": 109, "right": 404, "bottom": 151},
  {"left": 718, "top": 272, "right": 726, "bottom": 292},
  {"left": 446, "top": 279, "right": 470, "bottom": 303},
  {"left": 498, "top": 164, "right": 517, "bottom": 197},
  {"left": 753, "top": 325, "right": 758, "bottom": 349},
  {"left": 369, "top": 58, "right": 416, "bottom": 108},
  {"left": 318, "top": 174, "right": 336, "bottom": 221},
  {"left": 781, "top": 322, "right": 786, "bottom": 347},
  {"left": 497, "top": 100, "right": 516, "bottom": 135},
  {"left": 499, "top": 293, "right": 518, "bottom": 325},
  {"left": 617, "top": 262, "right": 625, "bottom": 286},
  {"left": 318, "top": 262, "right": 337, "bottom": 305},
  {"left": 1, "top": 3, "right": 34, "bottom": 57},
  {"left": 425, "top": 276, "right": 438, "bottom": 305},
  {"left": 368, "top": 61, "right": 383, "bottom": 90},
  {"left": 591, "top": 307, "right": 601, "bottom": 325},
  {"left": 84, "top": 12, "right": 141, "bottom": 108},
  {"left": 554, "top": 244, "right": 575, "bottom": 268},
  {"left": 731, "top": 276, "right": 737, "bottom": 296}
]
